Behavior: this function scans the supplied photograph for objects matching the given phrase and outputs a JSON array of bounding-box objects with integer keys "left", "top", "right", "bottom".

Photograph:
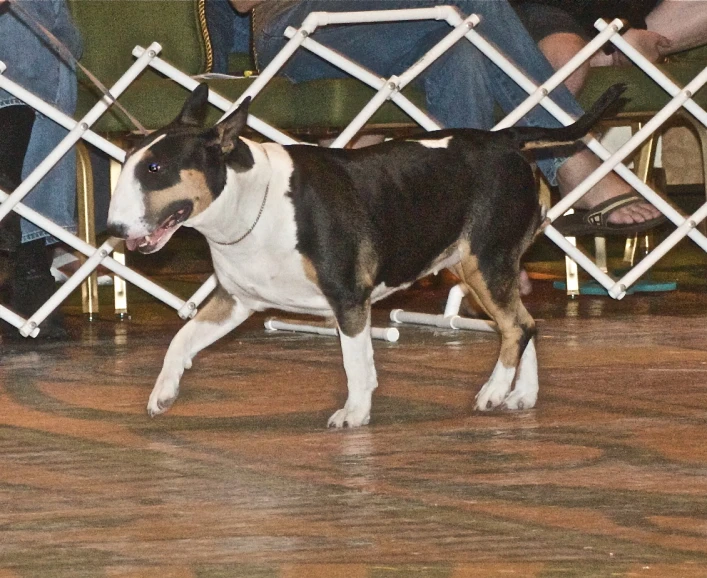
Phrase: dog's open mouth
[{"left": 126, "top": 206, "right": 192, "bottom": 254}]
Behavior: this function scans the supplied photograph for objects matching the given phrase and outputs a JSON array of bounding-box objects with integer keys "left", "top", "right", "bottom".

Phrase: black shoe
[
  {"left": 7, "top": 239, "right": 67, "bottom": 340},
  {"left": 0, "top": 105, "right": 49, "bottom": 340}
]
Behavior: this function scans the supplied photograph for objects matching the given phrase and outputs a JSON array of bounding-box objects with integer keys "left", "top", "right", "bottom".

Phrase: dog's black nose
[{"left": 106, "top": 222, "right": 129, "bottom": 239}]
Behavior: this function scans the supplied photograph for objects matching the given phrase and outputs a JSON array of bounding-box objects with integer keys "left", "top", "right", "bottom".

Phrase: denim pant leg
[
  {"left": 257, "top": 1, "right": 461, "bottom": 79},
  {"left": 20, "top": 120, "right": 77, "bottom": 244},
  {"left": 255, "top": 0, "right": 497, "bottom": 127},
  {"left": 0, "top": 0, "right": 81, "bottom": 244},
  {"left": 453, "top": 0, "right": 584, "bottom": 121},
  {"left": 451, "top": 0, "right": 585, "bottom": 183},
  {"left": 0, "top": 88, "right": 77, "bottom": 243},
  {"left": 19, "top": 61, "right": 77, "bottom": 244}
]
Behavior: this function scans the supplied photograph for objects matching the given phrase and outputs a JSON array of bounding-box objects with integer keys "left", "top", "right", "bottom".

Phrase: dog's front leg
[
  {"left": 148, "top": 287, "right": 252, "bottom": 417},
  {"left": 328, "top": 308, "right": 377, "bottom": 428}
]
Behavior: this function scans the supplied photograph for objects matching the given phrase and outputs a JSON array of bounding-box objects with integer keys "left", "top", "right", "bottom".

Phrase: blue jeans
[
  {"left": 254, "top": 0, "right": 585, "bottom": 185},
  {"left": 206, "top": 0, "right": 253, "bottom": 74},
  {"left": 0, "top": 0, "right": 82, "bottom": 243}
]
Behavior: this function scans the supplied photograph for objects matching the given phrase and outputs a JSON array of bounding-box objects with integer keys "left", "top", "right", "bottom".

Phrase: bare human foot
[{"left": 557, "top": 148, "right": 662, "bottom": 226}]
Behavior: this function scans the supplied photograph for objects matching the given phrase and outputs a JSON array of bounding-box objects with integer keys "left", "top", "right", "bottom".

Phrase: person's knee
[
  {"left": 421, "top": 40, "right": 493, "bottom": 129},
  {"left": 538, "top": 32, "right": 590, "bottom": 94},
  {"left": 538, "top": 32, "right": 588, "bottom": 70}
]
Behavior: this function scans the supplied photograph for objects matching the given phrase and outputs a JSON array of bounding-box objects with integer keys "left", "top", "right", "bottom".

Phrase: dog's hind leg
[
  {"left": 452, "top": 255, "right": 537, "bottom": 411},
  {"left": 501, "top": 336, "right": 538, "bottom": 410},
  {"left": 147, "top": 286, "right": 252, "bottom": 417},
  {"left": 328, "top": 303, "right": 377, "bottom": 428}
]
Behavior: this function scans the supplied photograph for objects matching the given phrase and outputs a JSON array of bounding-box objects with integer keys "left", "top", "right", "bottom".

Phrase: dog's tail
[{"left": 506, "top": 83, "right": 627, "bottom": 153}]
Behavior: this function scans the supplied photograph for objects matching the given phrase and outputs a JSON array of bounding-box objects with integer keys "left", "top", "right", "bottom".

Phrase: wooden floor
[{"left": 2, "top": 272, "right": 707, "bottom": 577}]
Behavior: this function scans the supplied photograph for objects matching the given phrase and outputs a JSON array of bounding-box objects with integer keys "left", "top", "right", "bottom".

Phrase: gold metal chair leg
[
  {"left": 594, "top": 235, "right": 608, "bottom": 273},
  {"left": 630, "top": 124, "right": 659, "bottom": 263},
  {"left": 616, "top": 124, "right": 660, "bottom": 273},
  {"left": 109, "top": 148, "right": 128, "bottom": 317},
  {"left": 624, "top": 234, "right": 638, "bottom": 264},
  {"left": 639, "top": 232, "right": 652, "bottom": 264},
  {"left": 687, "top": 118, "right": 707, "bottom": 235},
  {"left": 75, "top": 142, "right": 99, "bottom": 318},
  {"left": 635, "top": 126, "right": 658, "bottom": 185}
]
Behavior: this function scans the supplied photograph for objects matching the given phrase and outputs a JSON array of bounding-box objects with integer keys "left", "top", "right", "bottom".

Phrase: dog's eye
[{"left": 148, "top": 163, "right": 161, "bottom": 173}]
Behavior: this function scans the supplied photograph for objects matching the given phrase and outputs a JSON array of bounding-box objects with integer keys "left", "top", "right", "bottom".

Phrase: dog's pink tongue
[{"left": 125, "top": 238, "right": 141, "bottom": 252}]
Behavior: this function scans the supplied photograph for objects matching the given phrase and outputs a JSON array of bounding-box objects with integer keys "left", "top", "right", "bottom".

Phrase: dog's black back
[{"left": 286, "top": 130, "right": 539, "bottom": 291}]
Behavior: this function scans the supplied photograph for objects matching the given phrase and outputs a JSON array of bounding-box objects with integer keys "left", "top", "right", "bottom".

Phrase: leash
[
  {"left": 6, "top": 0, "right": 149, "bottom": 136},
  {"left": 220, "top": 148, "right": 271, "bottom": 246}
]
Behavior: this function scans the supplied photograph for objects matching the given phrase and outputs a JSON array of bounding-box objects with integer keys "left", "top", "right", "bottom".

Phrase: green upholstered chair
[
  {"left": 71, "top": 0, "right": 425, "bottom": 135},
  {"left": 68, "top": 0, "right": 427, "bottom": 315}
]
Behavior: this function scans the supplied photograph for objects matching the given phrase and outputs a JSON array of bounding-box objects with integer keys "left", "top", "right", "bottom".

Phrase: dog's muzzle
[{"left": 107, "top": 205, "right": 192, "bottom": 254}]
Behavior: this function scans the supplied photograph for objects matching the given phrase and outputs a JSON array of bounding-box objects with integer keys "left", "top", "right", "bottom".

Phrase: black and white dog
[{"left": 107, "top": 83, "right": 624, "bottom": 427}]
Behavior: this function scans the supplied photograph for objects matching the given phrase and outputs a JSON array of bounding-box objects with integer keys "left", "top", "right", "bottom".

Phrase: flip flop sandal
[{"left": 552, "top": 192, "right": 667, "bottom": 236}]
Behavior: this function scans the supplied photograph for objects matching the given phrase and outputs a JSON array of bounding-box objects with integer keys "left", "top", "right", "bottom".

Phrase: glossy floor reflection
[{"left": 2, "top": 274, "right": 707, "bottom": 577}]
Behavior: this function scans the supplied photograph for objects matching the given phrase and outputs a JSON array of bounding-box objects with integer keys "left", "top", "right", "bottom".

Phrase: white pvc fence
[{"left": 0, "top": 6, "right": 704, "bottom": 338}]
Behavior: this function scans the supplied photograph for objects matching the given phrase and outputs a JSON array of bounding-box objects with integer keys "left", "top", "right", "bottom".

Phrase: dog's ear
[
  {"left": 206, "top": 97, "right": 251, "bottom": 155},
  {"left": 173, "top": 83, "right": 210, "bottom": 127}
]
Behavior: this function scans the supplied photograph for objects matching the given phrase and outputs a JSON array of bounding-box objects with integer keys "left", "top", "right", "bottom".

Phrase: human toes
[{"left": 605, "top": 201, "right": 659, "bottom": 225}]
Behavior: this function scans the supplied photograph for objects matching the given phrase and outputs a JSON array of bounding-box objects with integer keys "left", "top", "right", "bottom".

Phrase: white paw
[
  {"left": 475, "top": 381, "right": 512, "bottom": 411},
  {"left": 147, "top": 373, "right": 181, "bottom": 417},
  {"left": 475, "top": 361, "right": 516, "bottom": 411},
  {"left": 502, "top": 338, "right": 539, "bottom": 410},
  {"left": 327, "top": 405, "right": 371, "bottom": 428},
  {"left": 500, "top": 388, "right": 537, "bottom": 410}
]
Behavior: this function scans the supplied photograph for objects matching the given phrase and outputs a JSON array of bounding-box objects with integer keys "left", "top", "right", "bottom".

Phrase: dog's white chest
[{"left": 209, "top": 242, "right": 331, "bottom": 315}]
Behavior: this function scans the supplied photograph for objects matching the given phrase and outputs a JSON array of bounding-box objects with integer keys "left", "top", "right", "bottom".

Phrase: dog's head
[{"left": 107, "top": 84, "right": 253, "bottom": 253}]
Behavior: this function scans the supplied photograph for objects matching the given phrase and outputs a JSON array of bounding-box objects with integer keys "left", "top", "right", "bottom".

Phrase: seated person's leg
[
  {"left": 513, "top": 1, "right": 591, "bottom": 94},
  {"left": 253, "top": 0, "right": 467, "bottom": 82},
  {"left": 417, "top": 34, "right": 497, "bottom": 131},
  {"left": 0, "top": 102, "right": 67, "bottom": 338},
  {"left": 556, "top": 150, "right": 663, "bottom": 229},
  {"left": 539, "top": 33, "right": 591, "bottom": 95},
  {"left": 206, "top": 0, "right": 238, "bottom": 74},
  {"left": 207, "top": 0, "right": 254, "bottom": 74},
  {"left": 511, "top": 1, "right": 663, "bottom": 232}
]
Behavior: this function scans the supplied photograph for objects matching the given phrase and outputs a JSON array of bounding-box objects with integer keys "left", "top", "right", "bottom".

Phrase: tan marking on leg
[
  {"left": 454, "top": 254, "right": 534, "bottom": 368},
  {"left": 196, "top": 285, "right": 237, "bottom": 324},
  {"left": 356, "top": 238, "right": 379, "bottom": 289},
  {"left": 300, "top": 255, "right": 320, "bottom": 287},
  {"left": 301, "top": 245, "right": 377, "bottom": 291},
  {"left": 453, "top": 263, "right": 491, "bottom": 319}
]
